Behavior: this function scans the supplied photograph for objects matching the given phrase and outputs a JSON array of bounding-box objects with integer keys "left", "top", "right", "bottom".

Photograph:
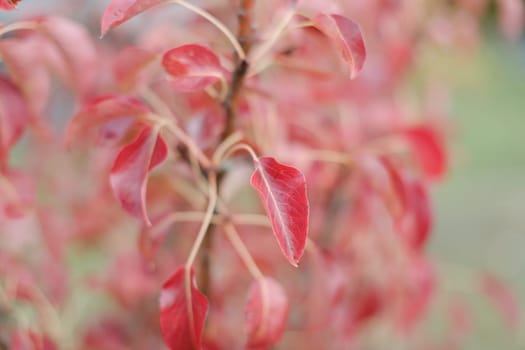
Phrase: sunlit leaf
[{"left": 250, "top": 156, "right": 309, "bottom": 266}]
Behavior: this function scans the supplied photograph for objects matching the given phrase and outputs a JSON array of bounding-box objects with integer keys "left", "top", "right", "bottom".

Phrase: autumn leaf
[{"left": 250, "top": 156, "right": 309, "bottom": 266}]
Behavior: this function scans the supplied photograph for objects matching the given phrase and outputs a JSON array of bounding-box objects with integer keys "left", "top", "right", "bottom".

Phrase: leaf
[
  {"left": 245, "top": 277, "right": 289, "bottom": 349},
  {"left": 160, "top": 266, "right": 208, "bottom": 350},
  {"left": 250, "top": 157, "right": 309, "bottom": 266},
  {"left": 101, "top": 0, "right": 168, "bottom": 37},
  {"left": 0, "top": 36, "right": 51, "bottom": 118},
  {"left": 110, "top": 125, "right": 167, "bottom": 226},
  {"left": 401, "top": 125, "right": 447, "bottom": 180},
  {"left": 162, "top": 44, "right": 224, "bottom": 92},
  {"left": 65, "top": 94, "right": 149, "bottom": 145},
  {"left": 311, "top": 14, "right": 366, "bottom": 79},
  {"left": 0, "top": 0, "right": 20, "bottom": 10},
  {"left": 0, "top": 75, "right": 30, "bottom": 163},
  {"left": 37, "top": 16, "right": 98, "bottom": 96}
]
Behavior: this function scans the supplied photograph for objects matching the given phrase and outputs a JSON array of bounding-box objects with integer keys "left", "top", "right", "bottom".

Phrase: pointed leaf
[
  {"left": 101, "top": 0, "right": 167, "bottom": 36},
  {"left": 160, "top": 266, "right": 208, "bottom": 350},
  {"left": 245, "top": 277, "right": 289, "bottom": 349},
  {"left": 110, "top": 126, "right": 167, "bottom": 225},
  {"left": 250, "top": 156, "right": 309, "bottom": 266},
  {"left": 311, "top": 14, "right": 366, "bottom": 79},
  {"left": 162, "top": 44, "right": 224, "bottom": 92},
  {"left": 65, "top": 94, "right": 149, "bottom": 145}
]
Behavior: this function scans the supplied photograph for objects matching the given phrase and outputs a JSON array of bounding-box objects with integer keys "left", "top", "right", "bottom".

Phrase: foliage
[{"left": 0, "top": 0, "right": 523, "bottom": 349}]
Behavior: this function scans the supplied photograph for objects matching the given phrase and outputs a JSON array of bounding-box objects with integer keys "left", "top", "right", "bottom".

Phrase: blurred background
[{"left": 1, "top": 1, "right": 524, "bottom": 349}]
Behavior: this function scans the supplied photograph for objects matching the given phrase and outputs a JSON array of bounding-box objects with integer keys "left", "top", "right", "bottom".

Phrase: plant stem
[{"left": 198, "top": 0, "right": 257, "bottom": 298}]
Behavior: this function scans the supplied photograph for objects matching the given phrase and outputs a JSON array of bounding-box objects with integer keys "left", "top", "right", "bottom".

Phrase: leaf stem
[
  {"left": 185, "top": 173, "right": 218, "bottom": 268},
  {"left": 220, "top": 142, "right": 259, "bottom": 163},
  {"left": 169, "top": 0, "right": 246, "bottom": 60},
  {"left": 250, "top": 6, "right": 296, "bottom": 67},
  {"left": 0, "top": 21, "right": 38, "bottom": 37}
]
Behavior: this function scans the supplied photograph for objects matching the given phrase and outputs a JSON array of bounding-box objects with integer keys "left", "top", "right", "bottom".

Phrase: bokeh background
[{"left": 1, "top": 1, "right": 524, "bottom": 349}]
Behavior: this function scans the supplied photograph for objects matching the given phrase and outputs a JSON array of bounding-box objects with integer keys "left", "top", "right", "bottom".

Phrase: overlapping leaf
[
  {"left": 162, "top": 44, "right": 225, "bottom": 92},
  {"left": 110, "top": 125, "right": 167, "bottom": 226},
  {"left": 311, "top": 13, "right": 366, "bottom": 79},
  {"left": 160, "top": 267, "right": 208, "bottom": 350},
  {"left": 250, "top": 156, "right": 309, "bottom": 266},
  {"left": 245, "top": 277, "right": 289, "bottom": 349}
]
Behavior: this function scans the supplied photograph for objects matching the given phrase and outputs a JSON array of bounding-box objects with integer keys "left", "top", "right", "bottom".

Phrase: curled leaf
[
  {"left": 250, "top": 156, "right": 309, "bottom": 266},
  {"left": 245, "top": 277, "right": 289, "bottom": 349},
  {"left": 160, "top": 266, "right": 208, "bottom": 350},
  {"left": 162, "top": 44, "right": 224, "bottom": 92},
  {"left": 110, "top": 125, "right": 167, "bottom": 226},
  {"left": 311, "top": 13, "right": 366, "bottom": 79},
  {"left": 101, "top": 0, "right": 167, "bottom": 37}
]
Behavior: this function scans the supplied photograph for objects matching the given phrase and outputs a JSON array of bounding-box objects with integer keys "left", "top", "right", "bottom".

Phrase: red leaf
[
  {"left": 401, "top": 125, "right": 447, "bottom": 180},
  {"left": 250, "top": 157, "right": 309, "bottom": 266},
  {"left": 162, "top": 44, "right": 224, "bottom": 92},
  {"left": 311, "top": 14, "right": 366, "bottom": 79},
  {"left": 65, "top": 94, "right": 149, "bottom": 145},
  {"left": 0, "top": 75, "right": 30, "bottom": 162},
  {"left": 0, "top": 0, "right": 20, "bottom": 10},
  {"left": 101, "top": 0, "right": 167, "bottom": 37},
  {"left": 110, "top": 126, "right": 167, "bottom": 225},
  {"left": 245, "top": 277, "right": 289, "bottom": 349},
  {"left": 160, "top": 266, "right": 208, "bottom": 350}
]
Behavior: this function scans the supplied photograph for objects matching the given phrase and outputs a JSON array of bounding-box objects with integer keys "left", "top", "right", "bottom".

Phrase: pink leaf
[
  {"left": 401, "top": 125, "right": 447, "bottom": 180},
  {"left": 110, "top": 126, "right": 167, "bottom": 226},
  {"left": 162, "top": 44, "right": 224, "bottom": 92},
  {"left": 101, "top": 0, "right": 167, "bottom": 37},
  {"left": 311, "top": 14, "right": 366, "bottom": 79},
  {"left": 38, "top": 17, "right": 98, "bottom": 96},
  {"left": 160, "top": 266, "right": 208, "bottom": 350},
  {"left": 65, "top": 94, "right": 149, "bottom": 145},
  {"left": 250, "top": 157, "right": 309, "bottom": 266},
  {"left": 0, "top": 75, "right": 30, "bottom": 162},
  {"left": 245, "top": 277, "right": 289, "bottom": 349},
  {"left": 0, "top": 0, "right": 20, "bottom": 10},
  {"left": 498, "top": 0, "right": 524, "bottom": 41}
]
